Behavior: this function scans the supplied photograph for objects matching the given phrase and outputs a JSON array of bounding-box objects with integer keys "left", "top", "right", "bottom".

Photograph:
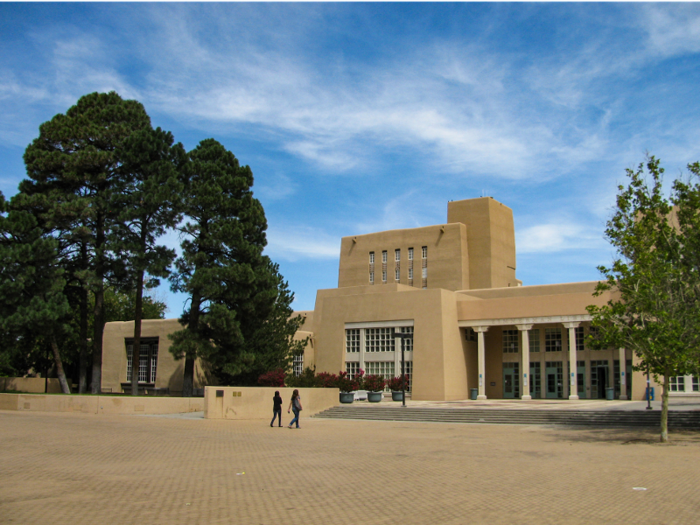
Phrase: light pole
[{"left": 394, "top": 330, "right": 413, "bottom": 408}]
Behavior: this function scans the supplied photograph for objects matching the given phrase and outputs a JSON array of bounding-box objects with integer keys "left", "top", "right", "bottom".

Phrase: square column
[
  {"left": 517, "top": 324, "right": 533, "bottom": 400},
  {"left": 619, "top": 347, "right": 628, "bottom": 400},
  {"left": 563, "top": 322, "right": 580, "bottom": 400},
  {"left": 475, "top": 326, "right": 489, "bottom": 400}
]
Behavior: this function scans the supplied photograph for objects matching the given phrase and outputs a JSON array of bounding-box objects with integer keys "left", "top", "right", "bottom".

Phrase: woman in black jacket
[{"left": 270, "top": 391, "right": 283, "bottom": 427}]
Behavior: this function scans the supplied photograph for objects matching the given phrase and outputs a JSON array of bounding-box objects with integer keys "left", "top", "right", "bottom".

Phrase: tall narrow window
[
  {"left": 293, "top": 353, "right": 304, "bottom": 376},
  {"left": 422, "top": 267, "right": 427, "bottom": 279},
  {"left": 421, "top": 246, "right": 427, "bottom": 259},
  {"left": 575, "top": 327, "right": 584, "bottom": 351},
  {"left": 382, "top": 250, "right": 387, "bottom": 263},
  {"left": 369, "top": 271, "right": 374, "bottom": 283},
  {"left": 369, "top": 251, "right": 375, "bottom": 264},
  {"left": 395, "top": 249, "right": 400, "bottom": 262},
  {"left": 126, "top": 339, "right": 158, "bottom": 383},
  {"left": 382, "top": 270, "right": 387, "bottom": 282},
  {"left": 408, "top": 268, "right": 413, "bottom": 280},
  {"left": 395, "top": 268, "right": 400, "bottom": 281},
  {"left": 408, "top": 247, "right": 414, "bottom": 260}
]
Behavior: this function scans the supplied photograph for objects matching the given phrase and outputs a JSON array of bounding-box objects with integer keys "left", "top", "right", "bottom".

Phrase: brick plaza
[{"left": 1, "top": 410, "right": 699, "bottom": 525}]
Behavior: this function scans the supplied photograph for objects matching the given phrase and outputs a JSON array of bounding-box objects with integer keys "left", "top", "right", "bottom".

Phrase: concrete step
[{"left": 313, "top": 406, "right": 700, "bottom": 429}]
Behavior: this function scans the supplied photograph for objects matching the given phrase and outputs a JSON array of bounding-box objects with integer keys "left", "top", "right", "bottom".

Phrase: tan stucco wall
[
  {"left": 447, "top": 197, "right": 518, "bottom": 289},
  {"left": 0, "top": 377, "right": 67, "bottom": 394},
  {"left": 203, "top": 386, "right": 339, "bottom": 420},
  {"left": 0, "top": 393, "right": 203, "bottom": 414},
  {"left": 102, "top": 318, "right": 210, "bottom": 395},
  {"left": 338, "top": 223, "right": 470, "bottom": 291}
]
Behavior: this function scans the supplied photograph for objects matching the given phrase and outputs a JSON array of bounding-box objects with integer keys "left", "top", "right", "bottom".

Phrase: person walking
[
  {"left": 287, "top": 389, "right": 302, "bottom": 429},
  {"left": 270, "top": 390, "right": 283, "bottom": 427}
]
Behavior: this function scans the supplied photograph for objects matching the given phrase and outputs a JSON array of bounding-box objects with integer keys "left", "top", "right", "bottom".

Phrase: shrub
[
  {"left": 387, "top": 375, "right": 409, "bottom": 391},
  {"left": 257, "top": 368, "right": 286, "bottom": 387},
  {"left": 363, "top": 374, "right": 385, "bottom": 392}
]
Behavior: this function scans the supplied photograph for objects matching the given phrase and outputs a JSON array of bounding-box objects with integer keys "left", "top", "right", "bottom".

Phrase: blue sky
[{"left": 2, "top": 3, "right": 700, "bottom": 315}]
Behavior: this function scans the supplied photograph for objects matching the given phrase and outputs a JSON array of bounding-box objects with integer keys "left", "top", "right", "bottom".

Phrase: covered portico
[{"left": 459, "top": 315, "right": 629, "bottom": 401}]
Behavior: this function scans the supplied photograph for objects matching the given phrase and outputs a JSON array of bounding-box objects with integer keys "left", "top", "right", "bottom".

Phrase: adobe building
[{"left": 102, "top": 197, "right": 699, "bottom": 400}]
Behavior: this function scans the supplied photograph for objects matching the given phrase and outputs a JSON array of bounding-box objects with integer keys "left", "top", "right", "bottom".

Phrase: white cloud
[
  {"left": 265, "top": 226, "right": 340, "bottom": 262},
  {"left": 516, "top": 222, "right": 604, "bottom": 254}
]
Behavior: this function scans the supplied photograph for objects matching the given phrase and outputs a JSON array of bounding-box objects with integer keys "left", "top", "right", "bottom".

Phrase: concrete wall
[
  {"left": 0, "top": 393, "right": 203, "bottom": 414},
  {"left": 203, "top": 387, "right": 339, "bottom": 420},
  {"left": 102, "top": 318, "right": 211, "bottom": 394}
]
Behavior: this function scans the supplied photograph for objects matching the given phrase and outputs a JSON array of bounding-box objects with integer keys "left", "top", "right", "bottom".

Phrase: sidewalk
[{"left": 360, "top": 395, "right": 700, "bottom": 411}]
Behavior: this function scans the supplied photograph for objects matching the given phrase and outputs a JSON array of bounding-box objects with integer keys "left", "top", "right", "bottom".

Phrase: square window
[
  {"left": 545, "top": 328, "right": 562, "bottom": 352},
  {"left": 502, "top": 329, "right": 519, "bottom": 353}
]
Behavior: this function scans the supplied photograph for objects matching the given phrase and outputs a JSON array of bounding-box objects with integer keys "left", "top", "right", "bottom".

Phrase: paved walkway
[
  {"left": 359, "top": 396, "right": 700, "bottom": 411},
  {"left": 1, "top": 409, "right": 699, "bottom": 525}
]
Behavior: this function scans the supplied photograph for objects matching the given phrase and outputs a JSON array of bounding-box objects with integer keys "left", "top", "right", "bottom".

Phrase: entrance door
[
  {"left": 597, "top": 367, "right": 607, "bottom": 399},
  {"left": 530, "top": 362, "right": 541, "bottom": 399},
  {"left": 503, "top": 363, "right": 520, "bottom": 398},
  {"left": 577, "top": 362, "right": 586, "bottom": 399},
  {"left": 545, "top": 362, "right": 562, "bottom": 399}
]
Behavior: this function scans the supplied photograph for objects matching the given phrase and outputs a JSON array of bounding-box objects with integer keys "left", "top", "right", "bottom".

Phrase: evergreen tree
[
  {"left": 112, "top": 127, "right": 185, "bottom": 395},
  {"left": 0, "top": 193, "right": 72, "bottom": 393},
  {"left": 170, "top": 139, "right": 305, "bottom": 394},
  {"left": 20, "top": 92, "right": 152, "bottom": 393}
]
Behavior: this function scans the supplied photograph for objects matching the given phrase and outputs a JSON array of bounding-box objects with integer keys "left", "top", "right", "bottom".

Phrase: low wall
[
  {"left": 1, "top": 377, "right": 68, "bottom": 394},
  {"left": 0, "top": 393, "right": 203, "bottom": 415},
  {"left": 204, "top": 387, "right": 339, "bottom": 420}
]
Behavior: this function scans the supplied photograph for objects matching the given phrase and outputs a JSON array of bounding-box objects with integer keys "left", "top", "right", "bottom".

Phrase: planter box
[
  {"left": 367, "top": 392, "right": 383, "bottom": 403},
  {"left": 353, "top": 389, "right": 368, "bottom": 401},
  {"left": 392, "top": 391, "right": 405, "bottom": 402},
  {"left": 339, "top": 392, "right": 355, "bottom": 404}
]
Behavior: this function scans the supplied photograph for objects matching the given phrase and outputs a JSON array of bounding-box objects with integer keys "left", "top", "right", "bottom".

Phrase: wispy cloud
[
  {"left": 517, "top": 222, "right": 604, "bottom": 254},
  {"left": 265, "top": 226, "right": 340, "bottom": 262}
]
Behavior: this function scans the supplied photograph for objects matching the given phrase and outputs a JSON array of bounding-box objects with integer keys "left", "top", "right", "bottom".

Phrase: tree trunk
[
  {"left": 660, "top": 372, "right": 670, "bottom": 443},
  {"left": 50, "top": 335, "right": 72, "bottom": 394},
  {"left": 90, "top": 214, "right": 105, "bottom": 395},
  {"left": 78, "top": 283, "right": 89, "bottom": 394},
  {"left": 182, "top": 291, "right": 202, "bottom": 398},
  {"left": 131, "top": 269, "right": 145, "bottom": 396}
]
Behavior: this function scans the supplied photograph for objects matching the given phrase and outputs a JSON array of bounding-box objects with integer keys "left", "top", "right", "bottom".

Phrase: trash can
[
  {"left": 645, "top": 387, "right": 655, "bottom": 401},
  {"left": 470, "top": 388, "right": 478, "bottom": 400},
  {"left": 605, "top": 387, "right": 615, "bottom": 400}
]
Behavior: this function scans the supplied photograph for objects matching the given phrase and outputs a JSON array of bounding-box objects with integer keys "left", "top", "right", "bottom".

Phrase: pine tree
[
  {"left": 170, "top": 139, "right": 305, "bottom": 394},
  {"left": 20, "top": 92, "right": 152, "bottom": 393}
]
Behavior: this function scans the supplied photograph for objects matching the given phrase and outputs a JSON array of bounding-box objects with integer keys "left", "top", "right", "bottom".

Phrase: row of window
[
  {"left": 499, "top": 327, "right": 603, "bottom": 353},
  {"left": 670, "top": 376, "right": 700, "bottom": 393},
  {"left": 346, "top": 327, "right": 414, "bottom": 353},
  {"left": 370, "top": 267, "right": 427, "bottom": 283},
  {"left": 126, "top": 341, "right": 159, "bottom": 383},
  {"left": 346, "top": 361, "right": 413, "bottom": 390},
  {"left": 369, "top": 247, "right": 427, "bottom": 264}
]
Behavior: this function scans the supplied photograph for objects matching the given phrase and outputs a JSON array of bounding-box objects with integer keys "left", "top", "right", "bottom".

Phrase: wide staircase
[{"left": 313, "top": 405, "right": 700, "bottom": 429}]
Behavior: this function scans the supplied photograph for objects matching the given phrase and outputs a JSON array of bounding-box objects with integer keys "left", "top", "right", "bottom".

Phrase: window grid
[
  {"left": 693, "top": 376, "right": 699, "bottom": 392},
  {"left": 400, "top": 326, "right": 413, "bottom": 352},
  {"left": 369, "top": 271, "right": 374, "bottom": 283},
  {"left": 575, "top": 327, "right": 584, "bottom": 351},
  {"left": 346, "top": 362, "right": 360, "bottom": 379},
  {"left": 345, "top": 329, "right": 360, "bottom": 353},
  {"left": 365, "top": 361, "right": 395, "bottom": 378},
  {"left": 365, "top": 328, "right": 395, "bottom": 352},
  {"left": 408, "top": 248, "right": 414, "bottom": 260},
  {"left": 382, "top": 270, "right": 387, "bottom": 282},
  {"left": 502, "top": 329, "right": 519, "bottom": 353},
  {"left": 369, "top": 252, "right": 374, "bottom": 264},
  {"left": 545, "top": 328, "right": 562, "bottom": 352},
  {"left": 395, "top": 249, "right": 400, "bottom": 262},
  {"left": 529, "top": 329, "right": 540, "bottom": 352},
  {"left": 670, "top": 376, "right": 685, "bottom": 392},
  {"left": 382, "top": 250, "right": 387, "bottom": 263},
  {"left": 395, "top": 268, "right": 400, "bottom": 281},
  {"left": 503, "top": 362, "right": 520, "bottom": 397},
  {"left": 530, "top": 362, "right": 541, "bottom": 397},
  {"left": 293, "top": 353, "right": 304, "bottom": 376},
  {"left": 126, "top": 342, "right": 158, "bottom": 383},
  {"left": 421, "top": 246, "right": 427, "bottom": 259},
  {"left": 408, "top": 268, "right": 413, "bottom": 280}
]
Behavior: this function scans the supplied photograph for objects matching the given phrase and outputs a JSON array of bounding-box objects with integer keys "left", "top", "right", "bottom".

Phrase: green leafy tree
[
  {"left": 20, "top": 92, "right": 152, "bottom": 393},
  {"left": 169, "top": 139, "right": 305, "bottom": 394},
  {"left": 112, "top": 127, "right": 185, "bottom": 395},
  {"left": 0, "top": 193, "right": 73, "bottom": 393},
  {"left": 588, "top": 157, "right": 700, "bottom": 442}
]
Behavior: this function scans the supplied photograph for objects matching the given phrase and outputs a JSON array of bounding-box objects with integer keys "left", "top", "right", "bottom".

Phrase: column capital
[
  {"left": 516, "top": 324, "right": 533, "bottom": 331},
  {"left": 562, "top": 322, "right": 580, "bottom": 329},
  {"left": 474, "top": 326, "right": 489, "bottom": 333}
]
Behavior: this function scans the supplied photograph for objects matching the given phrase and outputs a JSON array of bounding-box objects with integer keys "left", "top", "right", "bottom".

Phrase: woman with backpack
[{"left": 287, "top": 389, "right": 302, "bottom": 429}]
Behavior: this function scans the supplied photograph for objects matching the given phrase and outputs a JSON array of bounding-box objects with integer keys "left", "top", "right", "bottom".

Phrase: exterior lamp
[{"left": 394, "top": 329, "right": 413, "bottom": 408}]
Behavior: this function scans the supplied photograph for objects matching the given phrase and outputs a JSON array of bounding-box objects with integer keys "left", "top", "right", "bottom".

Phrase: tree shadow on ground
[{"left": 544, "top": 426, "right": 700, "bottom": 446}]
